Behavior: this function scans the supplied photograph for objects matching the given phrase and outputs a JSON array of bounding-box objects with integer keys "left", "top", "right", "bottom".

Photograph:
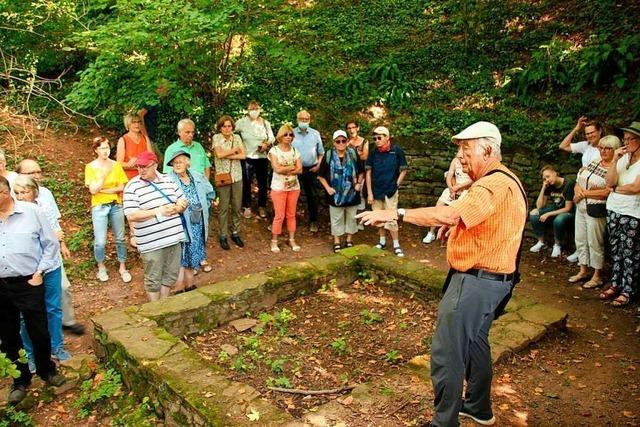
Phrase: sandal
[
  {"left": 612, "top": 294, "right": 630, "bottom": 307},
  {"left": 346, "top": 241, "right": 353, "bottom": 248},
  {"left": 200, "top": 261, "right": 213, "bottom": 273},
  {"left": 568, "top": 273, "right": 588, "bottom": 283},
  {"left": 289, "top": 239, "right": 301, "bottom": 252},
  {"left": 599, "top": 287, "right": 619, "bottom": 300},
  {"left": 394, "top": 246, "right": 405, "bottom": 257},
  {"left": 270, "top": 240, "right": 280, "bottom": 253},
  {"left": 582, "top": 279, "right": 603, "bottom": 289},
  {"left": 375, "top": 242, "right": 386, "bottom": 250},
  {"left": 333, "top": 243, "right": 342, "bottom": 253}
]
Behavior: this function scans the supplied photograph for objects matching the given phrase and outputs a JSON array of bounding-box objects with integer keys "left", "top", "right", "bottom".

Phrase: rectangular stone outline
[{"left": 92, "top": 245, "right": 567, "bottom": 426}]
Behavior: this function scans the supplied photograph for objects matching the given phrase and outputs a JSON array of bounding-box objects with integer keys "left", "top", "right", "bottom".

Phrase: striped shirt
[
  {"left": 123, "top": 173, "right": 186, "bottom": 254},
  {"left": 448, "top": 161, "right": 526, "bottom": 274}
]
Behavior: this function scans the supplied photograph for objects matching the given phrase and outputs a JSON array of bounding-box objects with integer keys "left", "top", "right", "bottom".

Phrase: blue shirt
[
  {"left": 37, "top": 185, "right": 62, "bottom": 225},
  {"left": 366, "top": 144, "right": 408, "bottom": 200},
  {"left": 0, "top": 199, "right": 60, "bottom": 277},
  {"left": 292, "top": 127, "right": 324, "bottom": 167}
]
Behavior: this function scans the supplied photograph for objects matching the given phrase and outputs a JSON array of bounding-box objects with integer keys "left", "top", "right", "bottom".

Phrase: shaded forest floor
[{"left": 1, "top": 111, "right": 639, "bottom": 426}]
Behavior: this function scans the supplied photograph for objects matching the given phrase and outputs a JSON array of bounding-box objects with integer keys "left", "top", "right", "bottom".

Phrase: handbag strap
[
  {"left": 143, "top": 177, "right": 188, "bottom": 230},
  {"left": 584, "top": 161, "right": 601, "bottom": 204}
]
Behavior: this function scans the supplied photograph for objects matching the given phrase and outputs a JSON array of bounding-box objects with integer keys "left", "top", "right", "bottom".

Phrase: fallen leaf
[
  {"left": 499, "top": 403, "right": 509, "bottom": 411},
  {"left": 247, "top": 409, "right": 260, "bottom": 421},
  {"left": 622, "top": 411, "right": 635, "bottom": 418}
]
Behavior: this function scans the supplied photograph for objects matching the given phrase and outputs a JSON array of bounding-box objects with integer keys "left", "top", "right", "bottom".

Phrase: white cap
[
  {"left": 332, "top": 130, "right": 347, "bottom": 140},
  {"left": 372, "top": 126, "right": 390, "bottom": 136},
  {"left": 451, "top": 121, "right": 501, "bottom": 146}
]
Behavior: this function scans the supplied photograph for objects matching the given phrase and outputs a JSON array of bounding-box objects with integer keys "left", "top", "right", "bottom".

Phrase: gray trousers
[
  {"left": 217, "top": 180, "right": 243, "bottom": 237},
  {"left": 61, "top": 266, "right": 76, "bottom": 326},
  {"left": 430, "top": 272, "right": 511, "bottom": 427}
]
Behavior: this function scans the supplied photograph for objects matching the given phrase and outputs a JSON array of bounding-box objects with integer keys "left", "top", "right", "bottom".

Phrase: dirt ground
[{"left": 1, "top": 113, "right": 639, "bottom": 426}]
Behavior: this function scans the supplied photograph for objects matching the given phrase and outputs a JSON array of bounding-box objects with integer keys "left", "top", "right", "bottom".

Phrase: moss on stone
[{"left": 138, "top": 291, "right": 211, "bottom": 320}]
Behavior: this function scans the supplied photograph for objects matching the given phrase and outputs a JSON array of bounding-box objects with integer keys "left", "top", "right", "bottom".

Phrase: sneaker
[
  {"left": 8, "top": 384, "right": 28, "bottom": 404},
  {"left": 120, "top": 270, "right": 132, "bottom": 283},
  {"left": 289, "top": 239, "right": 301, "bottom": 252},
  {"left": 45, "top": 373, "right": 66, "bottom": 387},
  {"left": 309, "top": 222, "right": 319, "bottom": 233},
  {"left": 394, "top": 246, "right": 405, "bottom": 257},
  {"left": 529, "top": 241, "right": 545, "bottom": 253},
  {"left": 258, "top": 207, "right": 267, "bottom": 218},
  {"left": 63, "top": 323, "right": 86, "bottom": 336},
  {"left": 422, "top": 231, "right": 436, "bottom": 244},
  {"left": 52, "top": 348, "right": 71, "bottom": 362},
  {"left": 459, "top": 410, "right": 496, "bottom": 426},
  {"left": 243, "top": 207, "right": 252, "bottom": 218},
  {"left": 270, "top": 240, "right": 280, "bottom": 253},
  {"left": 96, "top": 268, "right": 109, "bottom": 282},
  {"left": 551, "top": 244, "right": 561, "bottom": 258},
  {"left": 28, "top": 359, "right": 35, "bottom": 374},
  {"left": 566, "top": 251, "right": 579, "bottom": 263}
]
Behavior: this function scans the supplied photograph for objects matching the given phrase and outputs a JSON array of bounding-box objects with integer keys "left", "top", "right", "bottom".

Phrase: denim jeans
[
  {"left": 20, "top": 265, "right": 68, "bottom": 361},
  {"left": 92, "top": 202, "right": 127, "bottom": 263},
  {"left": 529, "top": 205, "right": 574, "bottom": 243}
]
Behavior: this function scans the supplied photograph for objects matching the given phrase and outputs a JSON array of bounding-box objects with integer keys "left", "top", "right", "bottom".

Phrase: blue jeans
[
  {"left": 20, "top": 265, "right": 68, "bottom": 361},
  {"left": 92, "top": 203, "right": 127, "bottom": 263},
  {"left": 529, "top": 205, "right": 574, "bottom": 243}
]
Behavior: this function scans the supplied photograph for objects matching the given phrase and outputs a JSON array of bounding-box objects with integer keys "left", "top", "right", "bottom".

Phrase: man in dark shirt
[{"left": 365, "top": 126, "right": 408, "bottom": 257}]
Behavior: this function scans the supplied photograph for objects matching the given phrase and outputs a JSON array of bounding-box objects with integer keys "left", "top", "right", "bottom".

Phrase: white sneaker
[
  {"left": 422, "top": 231, "right": 436, "bottom": 244},
  {"left": 551, "top": 244, "right": 562, "bottom": 258},
  {"left": 96, "top": 268, "right": 109, "bottom": 282},
  {"left": 567, "top": 251, "right": 579, "bottom": 263},
  {"left": 529, "top": 241, "right": 545, "bottom": 253}
]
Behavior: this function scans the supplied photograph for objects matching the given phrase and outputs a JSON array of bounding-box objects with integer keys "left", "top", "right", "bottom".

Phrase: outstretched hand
[{"left": 355, "top": 209, "right": 397, "bottom": 227}]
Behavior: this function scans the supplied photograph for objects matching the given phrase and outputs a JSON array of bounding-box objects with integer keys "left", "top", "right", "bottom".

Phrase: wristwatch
[{"left": 397, "top": 208, "right": 406, "bottom": 220}]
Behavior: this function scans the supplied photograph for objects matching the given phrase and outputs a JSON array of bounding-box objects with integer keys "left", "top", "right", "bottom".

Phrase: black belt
[{"left": 455, "top": 268, "right": 514, "bottom": 282}]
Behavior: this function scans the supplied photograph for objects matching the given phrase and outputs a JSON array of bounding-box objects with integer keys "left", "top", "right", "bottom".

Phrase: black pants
[
  {"left": 0, "top": 275, "right": 56, "bottom": 386},
  {"left": 242, "top": 158, "right": 270, "bottom": 209},
  {"left": 299, "top": 166, "right": 319, "bottom": 223}
]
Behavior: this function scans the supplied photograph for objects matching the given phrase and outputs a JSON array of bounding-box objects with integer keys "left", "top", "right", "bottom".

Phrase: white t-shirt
[
  {"left": 268, "top": 146, "right": 300, "bottom": 191},
  {"left": 570, "top": 140, "right": 600, "bottom": 167},
  {"left": 606, "top": 154, "right": 640, "bottom": 219}
]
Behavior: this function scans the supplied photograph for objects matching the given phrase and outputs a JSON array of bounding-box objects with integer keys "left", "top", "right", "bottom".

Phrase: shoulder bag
[{"left": 585, "top": 162, "right": 607, "bottom": 218}]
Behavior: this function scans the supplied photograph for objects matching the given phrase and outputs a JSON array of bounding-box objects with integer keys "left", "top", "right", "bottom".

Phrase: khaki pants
[
  {"left": 140, "top": 243, "right": 181, "bottom": 292},
  {"left": 217, "top": 180, "right": 243, "bottom": 237},
  {"left": 371, "top": 191, "right": 399, "bottom": 232},
  {"left": 574, "top": 207, "right": 606, "bottom": 269},
  {"left": 329, "top": 205, "right": 359, "bottom": 237}
]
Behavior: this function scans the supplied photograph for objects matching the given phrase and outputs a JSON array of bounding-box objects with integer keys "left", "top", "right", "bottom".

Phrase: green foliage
[
  {"left": 0, "top": 349, "right": 27, "bottom": 379},
  {"left": 231, "top": 356, "right": 254, "bottom": 373},
  {"left": 259, "top": 308, "right": 297, "bottom": 336},
  {"left": 330, "top": 337, "right": 349, "bottom": 356},
  {"left": 360, "top": 309, "right": 383, "bottom": 326},
  {"left": 266, "top": 376, "right": 292, "bottom": 389},
  {"left": 73, "top": 369, "right": 122, "bottom": 418},
  {"left": 266, "top": 358, "right": 287, "bottom": 374},
  {"left": 384, "top": 350, "right": 402, "bottom": 364},
  {"left": 217, "top": 351, "right": 230, "bottom": 363}
]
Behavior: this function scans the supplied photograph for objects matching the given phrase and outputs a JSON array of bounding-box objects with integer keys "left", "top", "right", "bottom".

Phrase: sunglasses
[
  {"left": 283, "top": 133, "right": 294, "bottom": 137},
  {"left": 373, "top": 135, "right": 386, "bottom": 141},
  {"left": 334, "top": 138, "right": 347, "bottom": 144},
  {"left": 136, "top": 163, "right": 156, "bottom": 170}
]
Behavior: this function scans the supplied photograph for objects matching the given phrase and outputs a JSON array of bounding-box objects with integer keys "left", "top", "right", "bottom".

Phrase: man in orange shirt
[{"left": 357, "top": 122, "right": 527, "bottom": 427}]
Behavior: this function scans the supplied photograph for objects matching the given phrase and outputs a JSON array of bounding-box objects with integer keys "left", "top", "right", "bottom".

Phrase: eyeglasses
[
  {"left": 130, "top": 120, "right": 141, "bottom": 124},
  {"left": 623, "top": 137, "right": 639, "bottom": 143},
  {"left": 598, "top": 146, "right": 613, "bottom": 150},
  {"left": 373, "top": 135, "right": 386, "bottom": 141},
  {"left": 283, "top": 133, "right": 294, "bottom": 137},
  {"left": 334, "top": 139, "right": 347, "bottom": 144},
  {"left": 22, "top": 170, "right": 42, "bottom": 175}
]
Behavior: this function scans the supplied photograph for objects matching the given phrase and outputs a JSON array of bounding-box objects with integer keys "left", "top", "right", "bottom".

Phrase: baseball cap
[
  {"left": 135, "top": 151, "right": 158, "bottom": 166},
  {"left": 372, "top": 126, "right": 390, "bottom": 136},
  {"left": 451, "top": 121, "right": 502, "bottom": 146},
  {"left": 332, "top": 130, "right": 347, "bottom": 140}
]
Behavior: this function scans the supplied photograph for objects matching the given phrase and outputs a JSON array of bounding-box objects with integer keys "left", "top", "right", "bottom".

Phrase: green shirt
[{"left": 163, "top": 139, "right": 211, "bottom": 175}]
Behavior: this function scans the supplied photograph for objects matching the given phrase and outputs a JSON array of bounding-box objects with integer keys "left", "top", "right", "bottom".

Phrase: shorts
[{"left": 371, "top": 191, "right": 399, "bottom": 232}]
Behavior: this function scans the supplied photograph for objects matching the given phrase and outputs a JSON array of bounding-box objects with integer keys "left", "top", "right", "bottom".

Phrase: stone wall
[{"left": 395, "top": 136, "right": 581, "bottom": 209}]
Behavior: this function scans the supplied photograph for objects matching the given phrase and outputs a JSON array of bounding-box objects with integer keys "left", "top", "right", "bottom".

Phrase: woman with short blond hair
[{"left": 117, "top": 112, "right": 153, "bottom": 179}]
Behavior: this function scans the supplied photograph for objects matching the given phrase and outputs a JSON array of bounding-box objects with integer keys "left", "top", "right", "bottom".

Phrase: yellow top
[{"left": 84, "top": 161, "right": 129, "bottom": 206}]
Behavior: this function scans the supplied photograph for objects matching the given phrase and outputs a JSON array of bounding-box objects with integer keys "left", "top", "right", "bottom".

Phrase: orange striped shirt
[{"left": 447, "top": 161, "right": 526, "bottom": 274}]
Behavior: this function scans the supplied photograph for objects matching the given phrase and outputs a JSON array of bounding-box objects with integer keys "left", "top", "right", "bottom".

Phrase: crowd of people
[{"left": 0, "top": 108, "right": 639, "bottom": 410}]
